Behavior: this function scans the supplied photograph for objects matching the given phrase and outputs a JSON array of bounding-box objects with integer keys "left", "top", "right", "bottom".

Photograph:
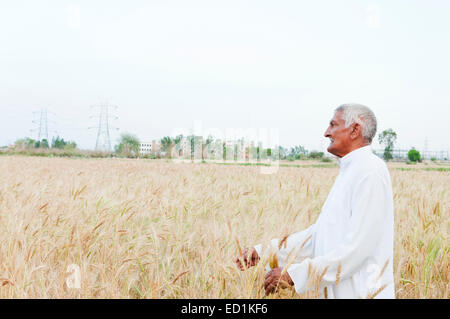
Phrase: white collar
[{"left": 337, "top": 145, "right": 372, "bottom": 169}]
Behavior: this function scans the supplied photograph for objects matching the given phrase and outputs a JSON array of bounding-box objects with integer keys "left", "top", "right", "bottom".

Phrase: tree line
[
  {"left": 5, "top": 128, "right": 424, "bottom": 163},
  {"left": 113, "top": 133, "right": 330, "bottom": 162},
  {"left": 14, "top": 136, "right": 77, "bottom": 150},
  {"left": 113, "top": 129, "right": 426, "bottom": 163}
]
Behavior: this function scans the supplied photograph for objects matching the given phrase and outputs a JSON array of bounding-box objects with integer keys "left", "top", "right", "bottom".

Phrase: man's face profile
[{"left": 324, "top": 110, "right": 352, "bottom": 158}]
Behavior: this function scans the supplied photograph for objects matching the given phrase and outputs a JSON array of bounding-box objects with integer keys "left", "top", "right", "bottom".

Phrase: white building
[{"left": 140, "top": 142, "right": 152, "bottom": 155}]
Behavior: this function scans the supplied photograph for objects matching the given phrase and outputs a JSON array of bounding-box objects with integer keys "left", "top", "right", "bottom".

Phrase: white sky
[{"left": 1, "top": 0, "right": 449, "bottom": 152}]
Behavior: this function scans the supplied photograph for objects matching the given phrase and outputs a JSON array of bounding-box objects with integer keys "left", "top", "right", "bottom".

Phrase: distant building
[
  {"left": 177, "top": 136, "right": 203, "bottom": 160},
  {"left": 140, "top": 140, "right": 161, "bottom": 156},
  {"left": 181, "top": 137, "right": 191, "bottom": 158},
  {"left": 140, "top": 142, "right": 152, "bottom": 155},
  {"left": 152, "top": 140, "right": 161, "bottom": 153}
]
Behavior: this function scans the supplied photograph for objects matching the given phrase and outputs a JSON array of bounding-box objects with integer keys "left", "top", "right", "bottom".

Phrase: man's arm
[
  {"left": 285, "top": 172, "right": 392, "bottom": 295},
  {"left": 235, "top": 222, "right": 317, "bottom": 272},
  {"left": 254, "top": 222, "right": 317, "bottom": 271}
]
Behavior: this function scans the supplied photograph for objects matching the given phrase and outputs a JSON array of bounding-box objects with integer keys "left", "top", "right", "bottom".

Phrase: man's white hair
[{"left": 335, "top": 103, "right": 377, "bottom": 143}]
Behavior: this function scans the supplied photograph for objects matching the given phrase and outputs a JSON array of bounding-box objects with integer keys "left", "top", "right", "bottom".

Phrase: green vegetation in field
[
  {"left": 408, "top": 148, "right": 422, "bottom": 163},
  {"left": 396, "top": 167, "right": 450, "bottom": 172}
]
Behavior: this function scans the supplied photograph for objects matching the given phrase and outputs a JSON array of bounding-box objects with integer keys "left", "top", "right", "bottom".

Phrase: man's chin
[{"left": 327, "top": 145, "right": 337, "bottom": 155}]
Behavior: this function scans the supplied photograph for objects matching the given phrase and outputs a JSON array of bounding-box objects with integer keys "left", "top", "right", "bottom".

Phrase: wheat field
[{"left": 0, "top": 156, "right": 448, "bottom": 298}]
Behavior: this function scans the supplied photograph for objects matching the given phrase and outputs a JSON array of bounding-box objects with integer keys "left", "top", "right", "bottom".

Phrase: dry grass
[{"left": 0, "top": 156, "right": 448, "bottom": 298}]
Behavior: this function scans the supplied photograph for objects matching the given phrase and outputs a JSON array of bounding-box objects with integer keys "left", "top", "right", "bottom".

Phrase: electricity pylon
[
  {"left": 31, "top": 108, "right": 57, "bottom": 142},
  {"left": 32, "top": 108, "right": 48, "bottom": 141},
  {"left": 89, "top": 102, "right": 118, "bottom": 152}
]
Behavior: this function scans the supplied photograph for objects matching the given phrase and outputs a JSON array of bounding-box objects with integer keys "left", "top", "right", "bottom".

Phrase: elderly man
[{"left": 235, "top": 103, "right": 395, "bottom": 299}]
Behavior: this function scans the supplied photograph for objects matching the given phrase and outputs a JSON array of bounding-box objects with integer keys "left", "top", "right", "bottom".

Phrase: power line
[{"left": 89, "top": 102, "right": 118, "bottom": 152}]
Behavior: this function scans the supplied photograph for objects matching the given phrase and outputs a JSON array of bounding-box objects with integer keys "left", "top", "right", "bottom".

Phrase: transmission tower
[
  {"left": 32, "top": 108, "right": 48, "bottom": 141},
  {"left": 89, "top": 102, "right": 118, "bottom": 152},
  {"left": 31, "top": 108, "right": 57, "bottom": 141}
]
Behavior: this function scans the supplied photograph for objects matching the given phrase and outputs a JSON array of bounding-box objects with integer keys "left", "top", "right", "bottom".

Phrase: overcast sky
[{"left": 1, "top": 0, "right": 449, "bottom": 153}]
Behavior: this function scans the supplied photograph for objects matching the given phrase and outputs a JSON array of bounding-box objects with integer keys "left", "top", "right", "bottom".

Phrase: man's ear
[{"left": 350, "top": 123, "right": 363, "bottom": 140}]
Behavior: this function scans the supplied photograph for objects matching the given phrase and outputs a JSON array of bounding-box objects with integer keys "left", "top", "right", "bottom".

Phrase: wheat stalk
[
  {"left": 366, "top": 284, "right": 388, "bottom": 299},
  {"left": 335, "top": 262, "right": 342, "bottom": 286}
]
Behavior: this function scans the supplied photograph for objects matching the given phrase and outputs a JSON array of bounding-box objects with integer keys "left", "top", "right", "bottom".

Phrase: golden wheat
[{"left": 0, "top": 156, "right": 447, "bottom": 298}]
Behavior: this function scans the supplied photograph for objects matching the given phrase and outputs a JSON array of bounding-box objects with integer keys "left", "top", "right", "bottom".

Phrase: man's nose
[{"left": 324, "top": 127, "right": 331, "bottom": 138}]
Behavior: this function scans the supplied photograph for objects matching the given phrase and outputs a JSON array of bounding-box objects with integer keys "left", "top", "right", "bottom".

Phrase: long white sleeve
[
  {"left": 286, "top": 172, "right": 391, "bottom": 295},
  {"left": 254, "top": 222, "right": 317, "bottom": 270}
]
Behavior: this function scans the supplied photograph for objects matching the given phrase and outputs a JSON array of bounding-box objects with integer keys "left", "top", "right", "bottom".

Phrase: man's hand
[
  {"left": 264, "top": 267, "right": 294, "bottom": 296},
  {"left": 235, "top": 247, "right": 260, "bottom": 271}
]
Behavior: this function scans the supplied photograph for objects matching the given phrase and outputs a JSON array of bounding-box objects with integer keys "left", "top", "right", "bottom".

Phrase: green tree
[
  {"left": 14, "top": 137, "right": 36, "bottom": 149},
  {"left": 173, "top": 135, "right": 183, "bottom": 147},
  {"left": 187, "top": 135, "right": 196, "bottom": 161},
  {"left": 33, "top": 139, "right": 49, "bottom": 148},
  {"left": 222, "top": 141, "right": 227, "bottom": 161},
  {"left": 308, "top": 151, "right": 324, "bottom": 160},
  {"left": 160, "top": 136, "right": 174, "bottom": 158},
  {"left": 51, "top": 136, "right": 77, "bottom": 150},
  {"left": 289, "top": 145, "right": 308, "bottom": 160},
  {"left": 173, "top": 134, "right": 184, "bottom": 157},
  {"left": 378, "top": 129, "right": 397, "bottom": 161},
  {"left": 202, "top": 135, "right": 213, "bottom": 161},
  {"left": 40, "top": 139, "right": 49, "bottom": 149},
  {"left": 64, "top": 141, "right": 77, "bottom": 150},
  {"left": 115, "top": 133, "right": 140, "bottom": 157},
  {"left": 51, "top": 136, "right": 67, "bottom": 149},
  {"left": 408, "top": 148, "right": 421, "bottom": 163},
  {"left": 278, "top": 146, "right": 287, "bottom": 160}
]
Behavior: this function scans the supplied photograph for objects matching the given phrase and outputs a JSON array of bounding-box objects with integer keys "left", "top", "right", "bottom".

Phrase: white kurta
[{"left": 254, "top": 145, "right": 395, "bottom": 298}]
